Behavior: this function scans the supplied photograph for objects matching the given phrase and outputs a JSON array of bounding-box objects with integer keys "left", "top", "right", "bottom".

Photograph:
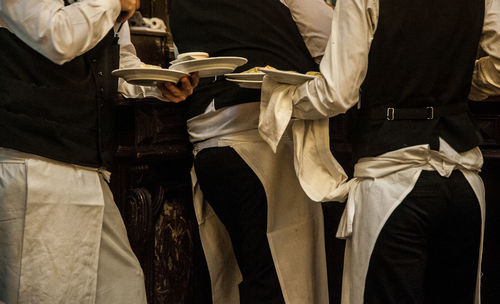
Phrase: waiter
[
  {"left": 0, "top": 0, "right": 196, "bottom": 303},
  {"left": 261, "top": 0, "right": 500, "bottom": 303},
  {"left": 169, "top": 0, "right": 333, "bottom": 303}
]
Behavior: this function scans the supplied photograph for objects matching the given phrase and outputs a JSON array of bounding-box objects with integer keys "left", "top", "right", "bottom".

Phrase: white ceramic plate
[
  {"left": 226, "top": 78, "right": 262, "bottom": 89},
  {"left": 169, "top": 57, "right": 248, "bottom": 78},
  {"left": 169, "top": 52, "right": 210, "bottom": 65},
  {"left": 224, "top": 72, "right": 265, "bottom": 81},
  {"left": 112, "top": 68, "right": 189, "bottom": 86},
  {"left": 259, "top": 68, "right": 318, "bottom": 85}
]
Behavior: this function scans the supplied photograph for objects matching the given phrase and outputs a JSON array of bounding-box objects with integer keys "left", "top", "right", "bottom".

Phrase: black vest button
[{"left": 98, "top": 71, "right": 104, "bottom": 76}]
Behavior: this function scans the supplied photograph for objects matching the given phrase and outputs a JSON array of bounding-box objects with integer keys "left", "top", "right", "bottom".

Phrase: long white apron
[
  {"left": 0, "top": 148, "right": 106, "bottom": 303},
  {"left": 0, "top": 148, "right": 146, "bottom": 304},
  {"left": 191, "top": 129, "right": 329, "bottom": 304},
  {"left": 337, "top": 140, "right": 485, "bottom": 304}
]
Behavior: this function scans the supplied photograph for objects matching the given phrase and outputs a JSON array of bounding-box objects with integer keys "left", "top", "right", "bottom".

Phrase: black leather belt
[{"left": 365, "top": 103, "right": 470, "bottom": 121}]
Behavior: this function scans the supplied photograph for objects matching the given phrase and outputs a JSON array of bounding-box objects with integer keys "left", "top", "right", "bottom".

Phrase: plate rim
[
  {"left": 169, "top": 56, "right": 248, "bottom": 71},
  {"left": 111, "top": 67, "right": 189, "bottom": 76},
  {"left": 226, "top": 78, "right": 262, "bottom": 89},
  {"left": 224, "top": 72, "right": 265, "bottom": 80},
  {"left": 224, "top": 72, "right": 265, "bottom": 77},
  {"left": 111, "top": 67, "right": 190, "bottom": 85},
  {"left": 170, "top": 56, "right": 247, "bottom": 65},
  {"left": 258, "top": 67, "right": 317, "bottom": 81},
  {"left": 226, "top": 78, "right": 263, "bottom": 84}
]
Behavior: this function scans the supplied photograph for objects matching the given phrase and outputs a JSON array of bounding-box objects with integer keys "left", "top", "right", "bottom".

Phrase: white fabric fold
[
  {"left": 259, "top": 76, "right": 351, "bottom": 203},
  {"left": 190, "top": 167, "right": 242, "bottom": 304},
  {"left": 259, "top": 77, "right": 295, "bottom": 153},
  {"left": 337, "top": 139, "right": 483, "bottom": 239}
]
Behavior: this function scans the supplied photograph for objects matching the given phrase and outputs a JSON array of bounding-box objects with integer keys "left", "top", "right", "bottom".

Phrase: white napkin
[{"left": 259, "top": 76, "right": 352, "bottom": 202}]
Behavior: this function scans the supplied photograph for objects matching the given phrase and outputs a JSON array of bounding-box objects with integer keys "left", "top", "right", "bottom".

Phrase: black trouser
[
  {"left": 364, "top": 170, "right": 482, "bottom": 304},
  {"left": 194, "top": 147, "right": 285, "bottom": 304}
]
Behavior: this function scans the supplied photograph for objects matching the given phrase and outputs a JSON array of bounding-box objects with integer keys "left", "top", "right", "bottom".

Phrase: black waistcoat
[
  {"left": 351, "top": 0, "right": 484, "bottom": 161},
  {"left": 169, "top": 0, "right": 318, "bottom": 118},
  {"left": 0, "top": 28, "right": 119, "bottom": 168}
]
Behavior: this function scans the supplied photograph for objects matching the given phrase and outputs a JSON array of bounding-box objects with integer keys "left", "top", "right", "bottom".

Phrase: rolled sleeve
[
  {"left": 0, "top": 0, "right": 121, "bottom": 64},
  {"left": 469, "top": 0, "right": 500, "bottom": 100},
  {"left": 291, "top": 0, "right": 377, "bottom": 119}
]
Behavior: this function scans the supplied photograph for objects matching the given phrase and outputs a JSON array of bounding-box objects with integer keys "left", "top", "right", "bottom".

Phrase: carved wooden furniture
[{"left": 111, "top": 98, "right": 197, "bottom": 304}]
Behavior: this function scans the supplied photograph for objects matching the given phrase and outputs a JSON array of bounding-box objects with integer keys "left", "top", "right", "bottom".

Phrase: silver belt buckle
[
  {"left": 426, "top": 106, "right": 434, "bottom": 119},
  {"left": 386, "top": 107, "right": 395, "bottom": 120}
]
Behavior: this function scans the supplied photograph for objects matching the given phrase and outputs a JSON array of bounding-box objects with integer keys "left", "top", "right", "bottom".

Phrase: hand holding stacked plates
[{"left": 112, "top": 52, "right": 248, "bottom": 86}]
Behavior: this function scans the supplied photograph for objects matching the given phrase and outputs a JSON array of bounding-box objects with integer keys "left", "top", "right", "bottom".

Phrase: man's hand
[
  {"left": 157, "top": 72, "right": 200, "bottom": 103},
  {"left": 117, "top": 0, "right": 141, "bottom": 24}
]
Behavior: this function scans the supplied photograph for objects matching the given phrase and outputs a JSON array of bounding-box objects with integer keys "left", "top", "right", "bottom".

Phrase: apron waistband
[{"left": 0, "top": 147, "right": 111, "bottom": 181}]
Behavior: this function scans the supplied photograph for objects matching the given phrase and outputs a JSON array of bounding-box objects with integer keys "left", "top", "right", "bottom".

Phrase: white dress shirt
[
  {"left": 470, "top": 0, "right": 500, "bottom": 100},
  {"left": 115, "top": 22, "right": 171, "bottom": 101}
]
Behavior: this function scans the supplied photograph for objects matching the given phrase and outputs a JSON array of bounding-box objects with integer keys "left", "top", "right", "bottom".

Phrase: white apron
[
  {"left": 337, "top": 139, "right": 485, "bottom": 304},
  {"left": 0, "top": 148, "right": 146, "bottom": 304},
  {"left": 189, "top": 103, "right": 329, "bottom": 304}
]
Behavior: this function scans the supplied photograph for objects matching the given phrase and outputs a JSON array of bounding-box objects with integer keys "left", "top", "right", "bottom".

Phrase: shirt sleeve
[
  {"left": 0, "top": 0, "right": 121, "bottom": 65},
  {"left": 281, "top": 0, "right": 333, "bottom": 61},
  {"left": 291, "top": 0, "right": 378, "bottom": 119},
  {"left": 469, "top": 0, "right": 500, "bottom": 101},
  {"left": 116, "top": 22, "right": 170, "bottom": 102}
]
